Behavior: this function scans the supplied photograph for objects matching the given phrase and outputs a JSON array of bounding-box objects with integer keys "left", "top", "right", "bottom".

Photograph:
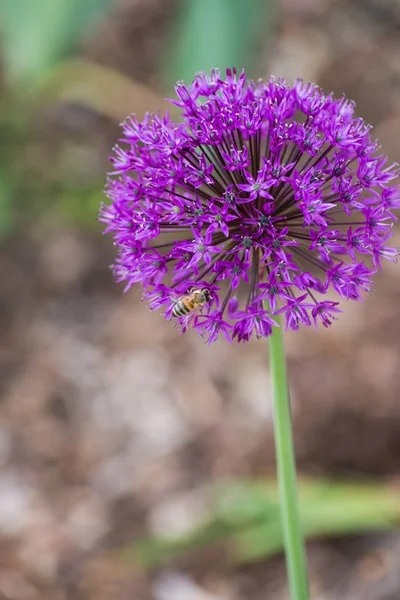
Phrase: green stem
[{"left": 268, "top": 314, "right": 309, "bottom": 600}]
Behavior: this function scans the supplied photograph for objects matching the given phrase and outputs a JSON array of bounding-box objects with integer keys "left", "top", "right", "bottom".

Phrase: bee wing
[
  {"left": 182, "top": 310, "right": 199, "bottom": 329},
  {"left": 181, "top": 302, "right": 206, "bottom": 327},
  {"left": 170, "top": 291, "right": 186, "bottom": 304},
  {"left": 187, "top": 285, "right": 200, "bottom": 294}
]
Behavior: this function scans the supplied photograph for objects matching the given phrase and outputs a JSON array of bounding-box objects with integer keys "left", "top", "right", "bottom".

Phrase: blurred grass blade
[
  {"left": 36, "top": 60, "right": 172, "bottom": 122},
  {"left": 128, "top": 482, "right": 280, "bottom": 569},
  {"left": 164, "top": 0, "right": 275, "bottom": 87},
  {"left": 130, "top": 479, "right": 400, "bottom": 569},
  {"left": 232, "top": 479, "right": 400, "bottom": 563},
  {"left": 0, "top": 0, "right": 115, "bottom": 84},
  {"left": 131, "top": 518, "right": 233, "bottom": 570}
]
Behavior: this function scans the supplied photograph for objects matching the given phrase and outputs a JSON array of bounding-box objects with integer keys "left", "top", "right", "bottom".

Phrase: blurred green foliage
[
  {"left": 0, "top": 0, "right": 115, "bottom": 85},
  {"left": 0, "top": 169, "right": 15, "bottom": 236},
  {"left": 0, "top": 0, "right": 274, "bottom": 237},
  {"left": 131, "top": 478, "right": 400, "bottom": 568},
  {"left": 55, "top": 184, "right": 106, "bottom": 230},
  {"left": 165, "top": 0, "right": 275, "bottom": 87},
  {"left": 0, "top": 0, "right": 116, "bottom": 237}
]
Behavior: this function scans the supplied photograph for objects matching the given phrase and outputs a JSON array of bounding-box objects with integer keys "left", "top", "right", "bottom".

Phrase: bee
[{"left": 172, "top": 287, "right": 211, "bottom": 320}]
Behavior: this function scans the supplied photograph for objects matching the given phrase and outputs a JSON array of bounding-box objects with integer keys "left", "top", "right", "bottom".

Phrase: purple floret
[{"left": 100, "top": 68, "right": 399, "bottom": 343}]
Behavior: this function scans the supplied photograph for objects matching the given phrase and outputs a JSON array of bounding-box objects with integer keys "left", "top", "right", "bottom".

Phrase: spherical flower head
[{"left": 100, "top": 68, "right": 399, "bottom": 343}]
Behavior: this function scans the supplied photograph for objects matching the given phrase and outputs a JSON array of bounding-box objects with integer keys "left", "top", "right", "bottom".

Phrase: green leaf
[
  {"left": 215, "top": 480, "right": 280, "bottom": 526},
  {"left": 232, "top": 479, "right": 400, "bottom": 564},
  {"left": 128, "top": 478, "right": 400, "bottom": 569},
  {"left": 164, "top": 0, "right": 276, "bottom": 88},
  {"left": 0, "top": 0, "right": 115, "bottom": 84}
]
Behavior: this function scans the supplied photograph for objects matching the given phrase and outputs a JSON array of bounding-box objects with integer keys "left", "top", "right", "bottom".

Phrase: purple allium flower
[{"left": 100, "top": 68, "right": 399, "bottom": 343}]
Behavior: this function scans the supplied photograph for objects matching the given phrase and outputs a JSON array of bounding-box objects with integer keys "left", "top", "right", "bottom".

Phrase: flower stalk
[{"left": 268, "top": 314, "right": 309, "bottom": 600}]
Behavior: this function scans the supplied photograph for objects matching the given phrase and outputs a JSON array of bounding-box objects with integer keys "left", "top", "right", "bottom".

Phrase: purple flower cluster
[{"left": 100, "top": 68, "right": 400, "bottom": 343}]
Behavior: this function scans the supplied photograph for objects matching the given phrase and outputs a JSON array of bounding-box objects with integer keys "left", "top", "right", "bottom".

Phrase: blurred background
[{"left": 1, "top": 0, "right": 400, "bottom": 598}]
